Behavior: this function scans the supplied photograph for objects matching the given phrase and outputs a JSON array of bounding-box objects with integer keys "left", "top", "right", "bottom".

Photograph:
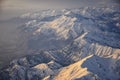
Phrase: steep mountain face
[
  {"left": 20, "top": 7, "right": 120, "bottom": 50},
  {"left": 54, "top": 54, "right": 120, "bottom": 80},
  {"left": 1, "top": 53, "right": 120, "bottom": 80},
  {"left": 0, "top": 6, "right": 120, "bottom": 80}
]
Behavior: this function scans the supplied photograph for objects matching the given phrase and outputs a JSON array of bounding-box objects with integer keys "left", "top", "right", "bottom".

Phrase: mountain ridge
[{"left": 0, "top": 6, "right": 120, "bottom": 80}]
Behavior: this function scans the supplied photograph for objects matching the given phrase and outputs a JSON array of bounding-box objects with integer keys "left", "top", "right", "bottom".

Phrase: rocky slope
[{"left": 0, "top": 6, "right": 120, "bottom": 80}]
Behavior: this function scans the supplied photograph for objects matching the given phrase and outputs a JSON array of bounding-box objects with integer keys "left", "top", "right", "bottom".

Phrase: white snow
[{"left": 1, "top": 6, "right": 120, "bottom": 80}]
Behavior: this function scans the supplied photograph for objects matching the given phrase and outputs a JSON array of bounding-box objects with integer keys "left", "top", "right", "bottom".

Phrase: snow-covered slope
[
  {"left": 1, "top": 54, "right": 119, "bottom": 80},
  {"left": 0, "top": 6, "right": 120, "bottom": 80},
  {"left": 54, "top": 54, "right": 120, "bottom": 80},
  {"left": 19, "top": 6, "right": 120, "bottom": 50}
]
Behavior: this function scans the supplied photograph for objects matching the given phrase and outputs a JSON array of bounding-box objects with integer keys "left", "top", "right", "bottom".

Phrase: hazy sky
[
  {"left": 1, "top": 0, "right": 119, "bottom": 10},
  {"left": 0, "top": 0, "right": 119, "bottom": 20}
]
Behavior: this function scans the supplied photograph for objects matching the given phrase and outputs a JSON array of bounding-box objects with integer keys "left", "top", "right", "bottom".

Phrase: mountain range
[{"left": 0, "top": 6, "right": 120, "bottom": 80}]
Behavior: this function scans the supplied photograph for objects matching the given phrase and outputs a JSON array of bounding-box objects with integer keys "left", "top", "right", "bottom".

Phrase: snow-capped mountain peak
[{"left": 0, "top": 6, "right": 120, "bottom": 80}]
